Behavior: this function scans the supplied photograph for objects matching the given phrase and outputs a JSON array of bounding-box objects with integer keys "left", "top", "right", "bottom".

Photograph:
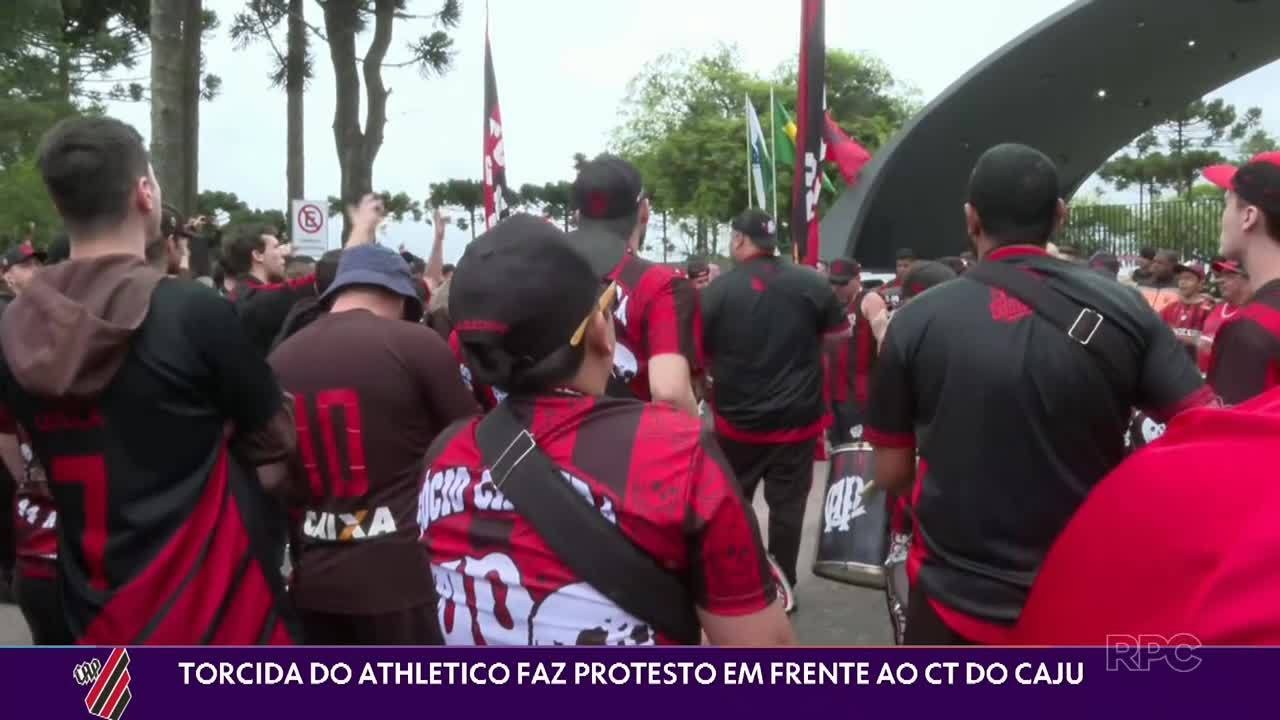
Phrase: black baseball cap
[
  {"left": 828, "top": 257, "right": 862, "bottom": 284},
  {"left": 895, "top": 247, "right": 917, "bottom": 261},
  {"left": 160, "top": 204, "right": 192, "bottom": 240},
  {"left": 1088, "top": 251, "right": 1120, "bottom": 276},
  {"left": 731, "top": 208, "right": 777, "bottom": 249},
  {"left": 565, "top": 154, "right": 645, "bottom": 278},
  {"left": 451, "top": 214, "right": 602, "bottom": 392},
  {"left": 1203, "top": 151, "right": 1280, "bottom": 215},
  {"left": 968, "top": 143, "right": 1061, "bottom": 242},
  {"left": 1173, "top": 261, "right": 1206, "bottom": 280},
  {"left": 320, "top": 244, "right": 424, "bottom": 322},
  {"left": 2, "top": 242, "right": 47, "bottom": 271},
  {"left": 902, "top": 261, "right": 956, "bottom": 301}
]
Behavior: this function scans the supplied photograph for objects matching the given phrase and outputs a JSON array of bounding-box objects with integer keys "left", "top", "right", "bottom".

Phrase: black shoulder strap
[
  {"left": 965, "top": 260, "right": 1137, "bottom": 381},
  {"left": 474, "top": 403, "right": 701, "bottom": 643}
]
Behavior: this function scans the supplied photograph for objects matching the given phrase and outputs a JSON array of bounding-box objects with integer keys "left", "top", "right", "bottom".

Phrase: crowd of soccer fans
[{"left": 0, "top": 115, "right": 1277, "bottom": 646}]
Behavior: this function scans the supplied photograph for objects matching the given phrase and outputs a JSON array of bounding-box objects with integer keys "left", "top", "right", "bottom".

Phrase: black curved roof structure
[{"left": 821, "top": 0, "right": 1280, "bottom": 268}]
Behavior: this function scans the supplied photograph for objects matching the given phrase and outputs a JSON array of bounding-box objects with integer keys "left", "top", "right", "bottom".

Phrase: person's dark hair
[
  {"left": 316, "top": 249, "right": 343, "bottom": 294},
  {"left": 37, "top": 116, "right": 150, "bottom": 232},
  {"left": 968, "top": 143, "right": 1061, "bottom": 247},
  {"left": 441, "top": 263, "right": 456, "bottom": 276},
  {"left": 45, "top": 232, "right": 70, "bottom": 264},
  {"left": 902, "top": 261, "right": 958, "bottom": 301},
  {"left": 408, "top": 258, "right": 426, "bottom": 275},
  {"left": 1139, "top": 246, "right": 1156, "bottom": 261},
  {"left": 1155, "top": 249, "right": 1179, "bottom": 264},
  {"left": 221, "top": 223, "right": 272, "bottom": 275}
]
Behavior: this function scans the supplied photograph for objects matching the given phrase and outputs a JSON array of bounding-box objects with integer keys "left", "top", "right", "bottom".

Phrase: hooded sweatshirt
[{"left": 0, "top": 254, "right": 299, "bottom": 645}]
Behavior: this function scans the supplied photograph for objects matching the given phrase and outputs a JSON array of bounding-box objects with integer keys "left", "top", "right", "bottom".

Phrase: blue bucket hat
[{"left": 320, "top": 244, "right": 424, "bottom": 322}]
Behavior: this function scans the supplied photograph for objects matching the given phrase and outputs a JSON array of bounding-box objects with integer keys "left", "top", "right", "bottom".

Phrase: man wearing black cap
[
  {"left": 1131, "top": 246, "right": 1157, "bottom": 285},
  {"left": 1087, "top": 251, "right": 1120, "bottom": 280},
  {"left": 877, "top": 248, "right": 916, "bottom": 310},
  {"left": 563, "top": 154, "right": 700, "bottom": 416},
  {"left": 824, "top": 258, "right": 883, "bottom": 444},
  {"left": 1, "top": 242, "right": 47, "bottom": 300},
  {"left": 1203, "top": 151, "right": 1280, "bottom": 404},
  {"left": 702, "top": 208, "right": 851, "bottom": 598},
  {"left": 270, "top": 242, "right": 477, "bottom": 645},
  {"left": 867, "top": 142, "right": 1212, "bottom": 645},
  {"left": 420, "top": 214, "right": 792, "bottom": 646}
]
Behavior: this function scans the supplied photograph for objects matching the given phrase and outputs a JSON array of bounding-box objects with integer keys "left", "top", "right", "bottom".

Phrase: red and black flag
[
  {"left": 482, "top": 11, "right": 508, "bottom": 231},
  {"left": 83, "top": 648, "right": 132, "bottom": 720},
  {"left": 791, "top": 0, "right": 825, "bottom": 266}
]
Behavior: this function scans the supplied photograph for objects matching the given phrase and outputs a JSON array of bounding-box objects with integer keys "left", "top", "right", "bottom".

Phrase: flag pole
[
  {"left": 745, "top": 92, "right": 754, "bottom": 209},
  {"left": 769, "top": 86, "right": 778, "bottom": 218}
]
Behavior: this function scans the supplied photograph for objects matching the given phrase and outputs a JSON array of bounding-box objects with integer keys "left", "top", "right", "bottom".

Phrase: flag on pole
[
  {"left": 774, "top": 100, "right": 835, "bottom": 194},
  {"left": 791, "top": 0, "right": 826, "bottom": 266},
  {"left": 823, "top": 112, "right": 872, "bottom": 184},
  {"left": 482, "top": 10, "right": 508, "bottom": 231},
  {"left": 746, "top": 94, "right": 771, "bottom": 211}
]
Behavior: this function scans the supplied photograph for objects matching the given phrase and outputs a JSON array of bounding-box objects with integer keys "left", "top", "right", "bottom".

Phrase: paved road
[{"left": 0, "top": 461, "right": 891, "bottom": 646}]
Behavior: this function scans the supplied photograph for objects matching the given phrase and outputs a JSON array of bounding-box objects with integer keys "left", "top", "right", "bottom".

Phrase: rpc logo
[{"left": 1106, "top": 634, "right": 1201, "bottom": 672}]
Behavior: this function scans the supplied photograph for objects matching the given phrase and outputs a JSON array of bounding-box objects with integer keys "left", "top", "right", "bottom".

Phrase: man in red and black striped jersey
[
  {"left": 1159, "top": 261, "right": 1214, "bottom": 362},
  {"left": 877, "top": 248, "right": 916, "bottom": 311},
  {"left": 824, "top": 258, "right": 882, "bottom": 444},
  {"left": 0, "top": 422, "right": 68, "bottom": 644},
  {"left": 563, "top": 155, "right": 701, "bottom": 415},
  {"left": 271, "top": 242, "right": 477, "bottom": 645},
  {"left": 422, "top": 214, "right": 792, "bottom": 646},
  {"left": 702, "top": 209, "right": 851, "bottom": 594},
  {"left": 0, "top": 116, "right": 300, "bottom": 645},
  {"left": 1203, "top": 151, "right": 1280, "bottom": 404}
]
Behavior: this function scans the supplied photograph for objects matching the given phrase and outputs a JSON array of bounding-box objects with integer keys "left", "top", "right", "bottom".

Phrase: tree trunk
[
  {"left": 180, "top": 0, "right": 202, "bottom": 215},
  {"left": 150, "top": 0, "right": 185, "bottom": 213},
  {"left": 285, "top": 0, "right": 306, "bottom": 207},
  {"left": 324, "top": 0, "right": 395, "bottom": 243},
  {"left": 469, "top": 207, "right": 477, "bottom": 240}
]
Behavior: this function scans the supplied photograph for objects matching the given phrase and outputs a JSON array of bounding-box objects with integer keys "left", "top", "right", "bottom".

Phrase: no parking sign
[{"left": 290, "top": 199, "right": 329, "bottom": 257}]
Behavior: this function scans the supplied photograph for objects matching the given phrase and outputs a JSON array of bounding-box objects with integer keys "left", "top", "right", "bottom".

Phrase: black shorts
[{"left": 298, "top": 603, "right": 442, "bottom": 645}]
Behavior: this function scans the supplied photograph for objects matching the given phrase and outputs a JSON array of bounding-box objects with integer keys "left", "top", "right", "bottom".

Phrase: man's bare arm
[{"left": 649, "top": 354, "right": 699, "bottom": 416}]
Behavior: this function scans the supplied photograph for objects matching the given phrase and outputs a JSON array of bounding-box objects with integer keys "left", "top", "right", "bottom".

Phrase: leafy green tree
[
  {"left": 428, "top": 178, "right": 483, "bottom": 239},
  {"left": 1237, "top": 128, "right": 1279, "bottom": 162},
  {"left": 614, "top": 46, "right": 916, "bottom": 258},
  {"left": 1100, "top": 98, "right": 1263, "bottom": 200},
  {"left": 322, "top": 0, "right": 461, "bottom": 226}
]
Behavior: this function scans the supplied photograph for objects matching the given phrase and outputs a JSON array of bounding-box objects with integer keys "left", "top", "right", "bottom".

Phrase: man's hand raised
[{"left": 346, "top": 194, "right": 385, "bottom": 247}]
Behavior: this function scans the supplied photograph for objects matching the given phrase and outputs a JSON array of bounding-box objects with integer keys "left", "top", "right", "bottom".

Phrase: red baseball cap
[
  {"left": 1011, "top": 387, "right": 1280, "bottom": 645},
  {"left": 1202, "top": 151, "right": 1280, "bottom": 213},
  {"left": 1211, "top": 258, "right": 1245, "bottom": 276}
]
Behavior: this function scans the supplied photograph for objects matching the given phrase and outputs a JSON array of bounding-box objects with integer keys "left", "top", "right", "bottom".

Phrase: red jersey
[
  {"left": 824, "top": 290, "right": 877, "bottom": 409},
  {"left": 1197, "top": 302, "right": 1240, "bottom": 373},
  {"left": 1159, "top": 296, "right": 1214, "bottom": 340},
  {"left": 1013, "top": 387, "right": 1280, "bottom": 644},
  {"left": 607, "top": 251, "right": 701, "bottom": 400},
  {"left": 12, "top": 423, "right": 56, "bottom": 579},
  {"left": 418, "top": 393, "right": 775, "bottom": 645}
]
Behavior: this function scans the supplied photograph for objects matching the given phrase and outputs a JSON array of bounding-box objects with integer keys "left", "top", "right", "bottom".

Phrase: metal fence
[{"left": 1057, "top": 199, "right": 1224, "bottom": 261}]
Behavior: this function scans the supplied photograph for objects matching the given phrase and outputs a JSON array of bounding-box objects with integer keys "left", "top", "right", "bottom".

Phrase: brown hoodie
[
  {"left": 0, "top": 254, "right": 295, "bottom": 465},
  {"left": 1, "top": 255, "right": 162, "bottom": 399}
]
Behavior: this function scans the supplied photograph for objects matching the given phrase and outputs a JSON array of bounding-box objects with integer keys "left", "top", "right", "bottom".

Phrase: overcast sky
[{"left": 104, "top": 0, "right": 1280, "bottom": 263}]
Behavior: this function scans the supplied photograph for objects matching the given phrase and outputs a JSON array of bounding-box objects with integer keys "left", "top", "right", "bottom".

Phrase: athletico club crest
[{"left": 74, "top": 648, "right": 133, "bottom": 719}]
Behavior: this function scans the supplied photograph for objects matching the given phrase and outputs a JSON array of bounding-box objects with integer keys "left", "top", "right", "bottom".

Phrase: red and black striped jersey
[
  {"left": 418, "top": 393, "right": 775, "bottom": 645},
  {"left": 607, "top": 251, "right": 702, "bottom": 400},
  {"left": 825, "top": 290, "right": 878, "bottom": 409},
  {"left": 1208, "top": 279, "right": 1280, "bottom": 404}
]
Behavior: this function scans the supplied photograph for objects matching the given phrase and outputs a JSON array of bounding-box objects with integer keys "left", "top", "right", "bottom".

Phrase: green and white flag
[{"left": 746, "top": 94, "right": 771, "bottom": 211}]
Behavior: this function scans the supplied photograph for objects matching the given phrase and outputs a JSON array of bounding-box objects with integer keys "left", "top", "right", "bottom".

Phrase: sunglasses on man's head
[{"left": 570, "top": 281, "right": 618, "bottom": 348}]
